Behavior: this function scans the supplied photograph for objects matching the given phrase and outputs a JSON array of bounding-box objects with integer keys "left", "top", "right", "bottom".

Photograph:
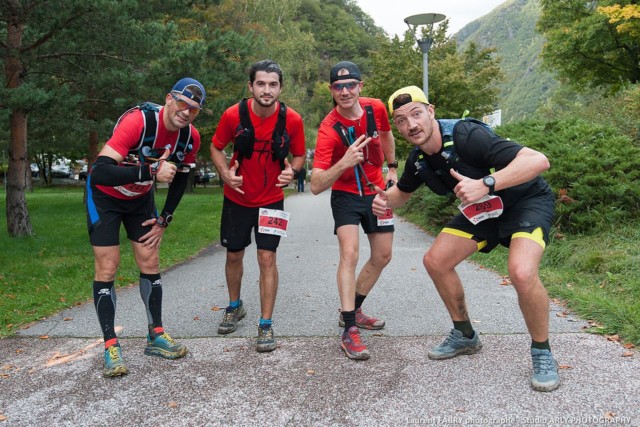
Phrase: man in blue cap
[{"left": 86, "top": 77, "right": 205, "bottom": 377}]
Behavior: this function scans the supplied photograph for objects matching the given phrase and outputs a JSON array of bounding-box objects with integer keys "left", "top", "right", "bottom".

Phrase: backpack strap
[
  {"left": 364, "top": 105, "right": 378, "bottom": 138},
  {"left": 271, "top": 102, "right": 289, "bottom": 169},
  {"left": 233, "top": 98, "right": 255, "bottom": 163}
]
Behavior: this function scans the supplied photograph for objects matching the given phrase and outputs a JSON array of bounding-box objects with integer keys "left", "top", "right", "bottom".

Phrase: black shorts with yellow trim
[{"left": 441, "top": 190, "right": 555, "bottom": 253}]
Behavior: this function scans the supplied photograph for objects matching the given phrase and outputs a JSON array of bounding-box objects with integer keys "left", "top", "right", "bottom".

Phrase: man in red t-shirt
[
  {"left": 211, "top": 60, "right": 305, "bottom": 352},
  {"left": 86, "top": 77, "right": 204, "bottom": 377},
  {"left": 310, "top": 61, "right": 397, "bottom": 360}
]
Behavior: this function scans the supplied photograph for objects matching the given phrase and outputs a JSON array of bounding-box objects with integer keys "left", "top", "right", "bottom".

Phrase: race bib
[
  {"left": 258, "top": 208, "right": 290, "bottom": 237},
  {"left": 377, "top": 208, "right": 394, "bottom": 226},
  {"left": 458, "top": 195, "right": 504, "bottom": 225}
]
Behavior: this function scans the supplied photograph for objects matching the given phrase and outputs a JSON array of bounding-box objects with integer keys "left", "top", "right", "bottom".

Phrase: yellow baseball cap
[{"left": 388, "top": 85, "right": 429, "bottom": 115}]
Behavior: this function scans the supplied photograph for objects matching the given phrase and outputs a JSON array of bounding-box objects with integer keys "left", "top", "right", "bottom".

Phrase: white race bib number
[
  {"left": 458, "top": 195, "right": 504, "bottom": 225},
  {"left": 258, "top": 208, "right": 290, "bottom": 237}
]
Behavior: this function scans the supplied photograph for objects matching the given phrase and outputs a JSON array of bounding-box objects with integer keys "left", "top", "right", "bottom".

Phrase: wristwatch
[
  {"left": 387, "top": 161, "right": 398, "bottom": 169},
  {"left": 482, "top": 175, "right": 496, "bottom": 195},
  {"left": 156, "top": 214, "right": 173, "bottom": 228},
  {"left": 292, "top": 168, "right": 300, "bottom": 179}
]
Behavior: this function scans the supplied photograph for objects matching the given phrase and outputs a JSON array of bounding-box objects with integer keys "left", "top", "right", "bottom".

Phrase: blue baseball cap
[{"left": 171, "top": 77, "right": 206, "bottom": 107}]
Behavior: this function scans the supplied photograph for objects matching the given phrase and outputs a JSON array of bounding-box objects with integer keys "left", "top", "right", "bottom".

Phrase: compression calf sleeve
[
  {"left": 139, "top": 273, "right": 163, "bottom": 332},
  {"left": 93, "top": 280, "right": 117, "bottom": 342}
]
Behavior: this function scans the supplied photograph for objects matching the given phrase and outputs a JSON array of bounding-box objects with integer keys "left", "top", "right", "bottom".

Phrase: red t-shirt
[
  {"left": 212, "top": 99, "right": 306, "bottom": 207},
  {"left": 313, "top": 97, "right": 391, "bottom": 195},
  {"left": 97, "top": 107, "right": 201, "bottom": 199}
]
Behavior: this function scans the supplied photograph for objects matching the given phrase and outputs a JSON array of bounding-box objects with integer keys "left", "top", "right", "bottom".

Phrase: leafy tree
[
  {"left": 365, "top": 25, "right": 502, "bottom": 155},
  {"left": 538, "top": 0, "right": 640, "bottom": 91}
]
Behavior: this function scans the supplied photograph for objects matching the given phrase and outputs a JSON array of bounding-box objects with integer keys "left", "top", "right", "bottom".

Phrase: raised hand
[
  {"left": 154, "top": 147, "right": 177, "bottom": 184},
  {"left": 372, "top": 185, "right": 388, "bottom": 217},
  {"left": 450, "top": 169, "right": 487, "bottom": 204},
  {"left": 225, "top": 160, "right": 245, "bottom": 194},
  {"left": 342, "top": 134, "right": 371, "bottom": 168},
  {"left": 276, "top": 158, "right": 294, "bottom": 187}
]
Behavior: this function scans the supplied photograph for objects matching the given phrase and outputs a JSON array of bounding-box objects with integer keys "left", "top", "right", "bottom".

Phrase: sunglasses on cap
[
  {"left": 171, "top": 93, "right": 201, "bottom": 116},
  {"left": 330, "top": 81, "right": 359, "bottom": 92}
]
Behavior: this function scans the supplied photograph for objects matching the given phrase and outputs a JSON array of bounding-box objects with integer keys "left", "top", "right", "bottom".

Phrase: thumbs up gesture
[
  {"left": 276, "top": 158, "right": 294, "bottom": 187},
  {"left": 372, "top": 185, "right": 389, "bottom": 217},
  {"left": 225, "top": 160, "right": 245, "bottom": 194},
  {"left": 450, "top": 169, "right": 486, "bottom": 204},
  {"left": 153, "top": 147, "right": 177, "bottom": 184}
]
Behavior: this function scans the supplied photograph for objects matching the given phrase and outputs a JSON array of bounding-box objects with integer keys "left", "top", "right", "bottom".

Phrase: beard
[{"left": 253, "top": 95, "right": 277, "bottom": 108}]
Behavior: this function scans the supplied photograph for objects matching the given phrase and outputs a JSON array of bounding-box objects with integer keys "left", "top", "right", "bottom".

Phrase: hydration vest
[
  {"left": 233, "top": 98, "right": 289, "bottom": 169},
  {"left": 410, "top": 118, "right": 495, "bottom": 195},
  {"left": 331, "top": 105, "right": 379, "bottom": 149},
  {"left": 115, "top": 102, "right": 194, "bottom": 164}
]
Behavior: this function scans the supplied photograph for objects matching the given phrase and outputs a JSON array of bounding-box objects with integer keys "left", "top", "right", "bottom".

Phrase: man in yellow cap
[{"left": 372, "top": 85, "right": 559, "bottom": 392}]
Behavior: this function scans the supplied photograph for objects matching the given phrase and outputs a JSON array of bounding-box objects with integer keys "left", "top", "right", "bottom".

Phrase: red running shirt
[
  {"left": 212, "top": 99, "right": 306, "bottom": 207},
  {"left": 313, "top": 97, "right": 391, "bottom": 196},
  {"left": 97, "top": 107, "right": 201, "bottom": 199}
]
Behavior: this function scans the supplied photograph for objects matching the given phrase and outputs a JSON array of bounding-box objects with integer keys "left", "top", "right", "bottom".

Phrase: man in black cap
[
  {"left": 86, "top": 77, "right": 205, "bottom": 377},
  {"left": 310, "top": 61, "right": 397, "bottom": 360}
]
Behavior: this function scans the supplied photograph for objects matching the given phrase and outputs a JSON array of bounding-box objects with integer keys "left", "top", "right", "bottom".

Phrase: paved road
[{"left": 2, "top": 190, "right": 639, "bottom": 426}]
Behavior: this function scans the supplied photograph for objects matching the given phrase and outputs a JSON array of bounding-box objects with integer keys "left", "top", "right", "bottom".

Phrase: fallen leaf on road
[
  {"left": 307, "top": 369, "right": 315, "bottom": 375},
  {"left": 556, "top": 312, "right": 567, "bottom": 318},
  {"left": 559, "top": 364, "right": 572, "bottom": 369},
  {"left": 39, "top": 335, "right": 49, "bottom": 340},
  {"left": 606, "top": 334, "right": 621, "bottom": 343},
  {"left": 211, "top": 306, "right": 221, "bottom": 311},
  {"left": 193, "top": 316, "right": 200, "bottom": 321},
  {"left": 622, "top": 351, "right": 634, "bottom": 357},
  {"left": 0, "top": 414, "right": 7, "bottom": 421},
  {"left": 63, "top": 317, "right": 73, "bottom": 321},
  {"left": 168, "top": 402, "right": 178, "bottom": 408},
  {"left": 605, "top": 412, "right": 616, "bottom": 419},
  {"left": 623, "top": 343, "right": 635, "bottom": 349}
]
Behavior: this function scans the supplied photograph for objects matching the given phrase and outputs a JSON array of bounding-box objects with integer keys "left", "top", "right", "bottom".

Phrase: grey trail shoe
[
  {"left": 256, "top": 325, "right": 277, "bottom": 352},
  {"left": 427, "top": 329, "right": 483, "bottom": 360},
  {"left": 530, "top": 348, "right": 561, "bottom": 392},
  {"left": 218, "top": 303, "right": 247, "bottom": 334}
]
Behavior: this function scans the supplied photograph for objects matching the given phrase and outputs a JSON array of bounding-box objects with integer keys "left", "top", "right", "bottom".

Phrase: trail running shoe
[
  {"left": 427, "top": 329, "right": 483, "bottom": 360},
  {"left": 218, "top": 303, "right": 247, "bottom": 334},
  {"left": 338, "top": 307, "right": 385, "bottom": 330},
  {"left": 144, "top": 332, "right": 188, "bottom": 359},
  {"left": 531, "top": 348, "right": 561, "bottom": 392},
  {"left": 256, "top": 325, "right": 277, "bottom": 352},
  {"left": 103, "top": 344, "right": 129, "bottom": 378},
  {"left": 341, "top": 326, "right": 370, "bottom": 360}
]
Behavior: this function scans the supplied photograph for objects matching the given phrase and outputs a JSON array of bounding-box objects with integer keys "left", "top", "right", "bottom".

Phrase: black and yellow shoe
[
  {"left": 144, "top": 332, "right": 188, "bottom": 359},
  {"left": 103, "top": 344, "right": 129, "bottom": 378}
]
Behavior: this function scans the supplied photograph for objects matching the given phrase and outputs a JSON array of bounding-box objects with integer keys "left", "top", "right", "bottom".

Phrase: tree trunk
[
  {"left": 4, "top": 13, "right": 33, "bottom": 236},
  {"left": 6, "top": 110, "right": 33, "bottom": 236}
]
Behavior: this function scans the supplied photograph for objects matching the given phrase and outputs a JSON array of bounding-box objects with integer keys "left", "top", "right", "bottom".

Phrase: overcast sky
[{"left": 354, "top": 0, "right": 507, "bottom": 37}]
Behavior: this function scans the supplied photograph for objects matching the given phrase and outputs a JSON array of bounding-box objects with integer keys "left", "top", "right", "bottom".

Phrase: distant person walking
[
  {"left": 297, "top": 166, "right": 306, "bottom": 192},
  {"left": 211, "top": 60, "right": 306, "bottom": 352},
  {"left": 86, "top": 77, "right": 205, "bottom": 377},
  {"left": 310, "top": 61, "right": 397, "bottom": 360},
  {"left": 373, "top": 86, "right": 559, "bottom": 392}
]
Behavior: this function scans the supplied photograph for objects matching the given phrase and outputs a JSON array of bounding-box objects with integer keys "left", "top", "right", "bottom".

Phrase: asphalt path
[{"left": 2, "top": 190, "right": 638, "bottom": 426}]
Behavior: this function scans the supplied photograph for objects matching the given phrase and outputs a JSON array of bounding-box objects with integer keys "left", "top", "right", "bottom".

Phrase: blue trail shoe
[
  {"left": 103, "top": 344, "right": 129, "bottom": 378},
  {"left": 427, "top": 329, "right": 483, "bottom": 360},
  {"left": 531, "top": 348, "right": 561, "bottom": 392},
  {"left": 144, "top": 332, "right": 188, "bottom": 359},
  {"left": 218, "top": 303, "right": 247, "bottom": 334}
]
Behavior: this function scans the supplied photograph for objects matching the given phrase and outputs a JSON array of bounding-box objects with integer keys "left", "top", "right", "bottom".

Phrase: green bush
[{"left": 498, "top": 118, "right": 640, "bottom": 234}]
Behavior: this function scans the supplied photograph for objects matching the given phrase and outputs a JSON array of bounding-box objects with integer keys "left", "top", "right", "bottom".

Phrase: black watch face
[{"left": 165, "top": 214, "right": 173, "bottom": 224}]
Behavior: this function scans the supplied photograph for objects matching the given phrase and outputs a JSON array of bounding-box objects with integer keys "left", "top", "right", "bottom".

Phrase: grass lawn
[{"left": 0, "top": 185, "right": 222, "bottom": 337}]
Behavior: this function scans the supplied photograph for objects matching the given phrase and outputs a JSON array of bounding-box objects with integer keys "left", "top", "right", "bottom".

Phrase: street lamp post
[{"left": 404, "top": 13, "right": 446, "bottom": 98}]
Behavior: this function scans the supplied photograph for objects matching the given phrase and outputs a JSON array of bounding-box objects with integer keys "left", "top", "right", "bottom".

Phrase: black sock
[
  {"left": 140, "top": 272, "right": 163, "bottom": 334},
  {"left": 453, "top": 320, "right": 475, "bottom": 339},
  {"left": 342, "top": 310, "right": 356, "bottom": 332},
  {"left": 355, "top": 293, "right": 367, "bottom": 311},
  {"left": 531, "top": 339, "right": 551, "bottom": 350},
  {"left": 93, "top": 280, "right": 117, "bottom": 342}
]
